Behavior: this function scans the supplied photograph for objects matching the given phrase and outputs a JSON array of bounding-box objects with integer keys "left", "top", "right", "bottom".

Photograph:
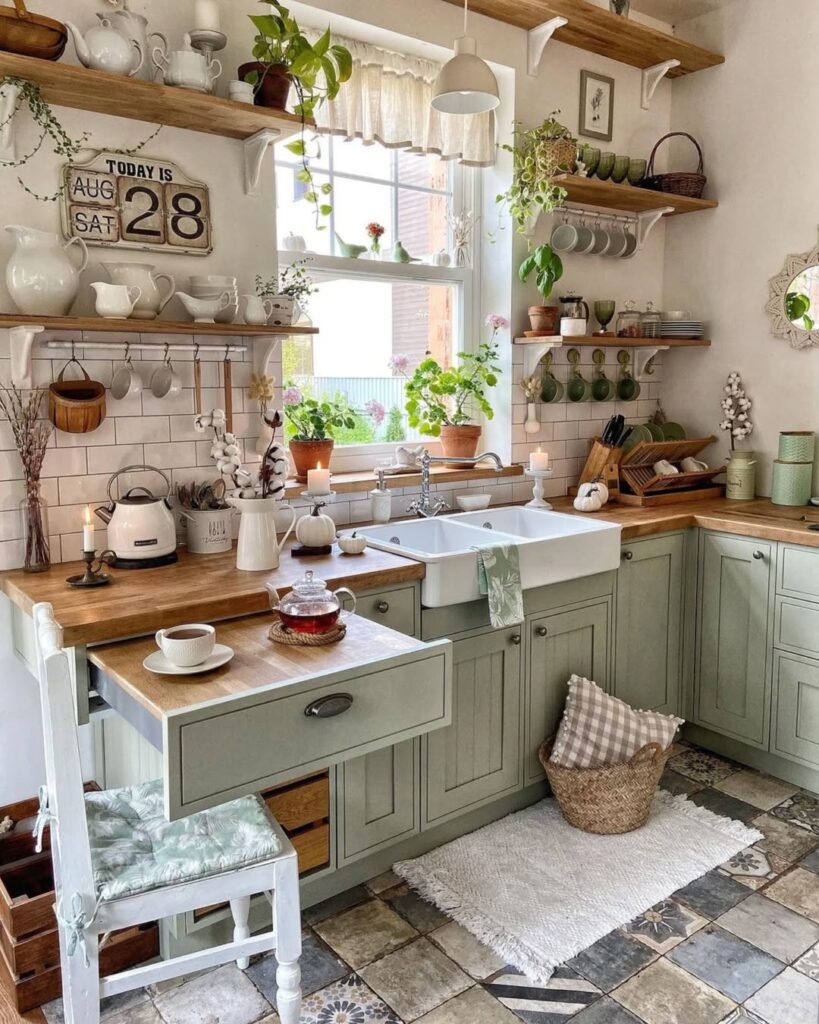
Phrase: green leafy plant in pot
[
  {"left": 519, "top": 244, "right": 563, "bottom": 335},
  {"left": 282, "top": 385, "right": 356, "bottom": 481},
  {"left": 240, "top": 1, "right": 352, "bottom": 227},
  {"left": 392, "top": 316, "right": 506, "bottom": 462}
]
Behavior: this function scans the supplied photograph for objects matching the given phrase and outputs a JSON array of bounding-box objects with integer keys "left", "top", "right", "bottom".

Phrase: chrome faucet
[{"left": 407, "top": 449, "right": 504, "bottom": 518}]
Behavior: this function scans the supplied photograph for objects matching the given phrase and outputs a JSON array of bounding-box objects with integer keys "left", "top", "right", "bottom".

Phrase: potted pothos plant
[
  {"left": 283, "top": 385, "right": 356, "bottom": 481},
  {"left": 392, "top": 316, "right": 506, "bottom": 461},
  {"left": 495, "top": 113, "right": 576, "bottom": 235},
  {"left": 240, "top": 1, "right": 352, "bottom": 227},
  {"left": 519, "top": 244, "right": 564, "bottom": 335}
]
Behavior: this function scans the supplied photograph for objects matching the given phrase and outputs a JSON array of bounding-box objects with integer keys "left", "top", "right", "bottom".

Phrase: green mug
[
  {"left": 540, "top": 371, "right": 564, "bottom": 403},
  {"left": 592, "top": 371, "right": 615, "bottom": 402},
  {"left": 567, "top": 372, "right": 592, "bottom": 402},
  {"left": 616, "top": 371, "right": 641, "bottom": 402}
]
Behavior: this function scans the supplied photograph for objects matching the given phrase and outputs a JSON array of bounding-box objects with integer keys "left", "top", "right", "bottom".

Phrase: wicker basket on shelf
[
  {"left": 538, "top": 739, "right": 669, "bottom": 834},
  {"left": 642, "top": 131, "right": 707, "bottom": 199}
]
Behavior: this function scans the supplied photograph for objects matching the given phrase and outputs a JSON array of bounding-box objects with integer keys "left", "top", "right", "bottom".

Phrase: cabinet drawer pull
[
  {"left": 753, "top": 550, "right": 765, "bottom": 560},
  {"left": 304, "top": 693, "right": 354, "bottom": 718},
  {"left": 510, "top": 634, "right": 521, "bottom": 646},
  {"left": 375, "top": 601, "right": 390, "bottom": 614},
  {"left": 622, "top": 550, "right": 634, "bottom": 561},
  {"left": 535, "top": 625, "right": 548, "bottom": 637}
]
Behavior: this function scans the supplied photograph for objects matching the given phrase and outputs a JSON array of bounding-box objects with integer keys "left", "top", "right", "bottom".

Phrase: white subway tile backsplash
[
  {"left": 0, "top": 450, "right": 23, "bottom": 482},
  {"left": 144, "top": 442, "right": 198, "bottom": 470},
  {"left": 141, "top": 390, "right": 195, "bottom": 417},
  {"left": 42, "top": 447, "right": 86, "bottom": 478},
  {"left": 59, "top": 474, "right": 112, "bottom": 505},
  {"left": 56, "top": 418, "right": 117, "bottom": 448},
  {"left": 87, "top": 445, "right": 143, "bottom": 475},
  {"left": 116, "top": 417, "right": 171, "bottom": 444}
]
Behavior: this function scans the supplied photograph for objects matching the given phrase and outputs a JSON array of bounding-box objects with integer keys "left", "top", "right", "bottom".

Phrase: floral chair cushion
[{"left": 85, "top": 780, "right": 282, "bottom": 901}]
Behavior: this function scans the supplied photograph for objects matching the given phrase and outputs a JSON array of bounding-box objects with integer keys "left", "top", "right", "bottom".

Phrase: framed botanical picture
[{"left": 579, "top": 70, "right": 614, "bottom": 142}]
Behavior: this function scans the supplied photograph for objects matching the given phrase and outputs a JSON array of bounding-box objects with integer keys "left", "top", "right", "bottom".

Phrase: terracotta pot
[
  {"left": 238, "top": 61, "right": 292, "bottom": 110},
  {"left": 439, "top": 424, "right": 482, "bottom": 463},
  {"left": 289, "top": 438, "right": 334, "bottom": 483},
  {"left": 528, "top": 305, "right": 559, "bottom": 335}
]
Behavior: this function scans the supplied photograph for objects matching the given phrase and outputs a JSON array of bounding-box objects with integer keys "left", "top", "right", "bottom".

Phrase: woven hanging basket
[
  {"left": 538, "top": 739, "right": 669, "bottom": 835},
  {"left": 641, "top": 131, "right": 707, "bottom": 199}
]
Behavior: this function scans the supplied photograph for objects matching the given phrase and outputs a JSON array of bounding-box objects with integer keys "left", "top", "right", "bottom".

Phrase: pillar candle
[
  {"left": 306, "top": 463, "right": 331, "bottom": 496},
  {"left": 193, "top": 0, "right": 221, "bottom": 32},
  {"left": 83, "top": 505, "right": 95, "bottom": 553},
  {"left": 529, "top": 448, "right": 550, "bottom": 472}
]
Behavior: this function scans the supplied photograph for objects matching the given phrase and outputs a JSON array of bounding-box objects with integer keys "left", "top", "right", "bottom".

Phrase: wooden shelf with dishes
[
  {"left": 564, "top": 336, "right": 710, "bottom": 348},
  {"left": 0, "top": 314, "right": 317, "bottom": 337},
  {"left": 440, "top": 0, "right": 724, "bottom": 76},
  {"left": 553, "top": 175, "right": 718, "bottom": 216},
  {"left": 0, "top": 52, "right": 308, "bottom": 142}
]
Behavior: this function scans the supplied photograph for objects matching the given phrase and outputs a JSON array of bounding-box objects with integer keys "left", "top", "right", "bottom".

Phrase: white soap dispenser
[{"left": 370, "top": 469, "right": 392, "bottom": 524}]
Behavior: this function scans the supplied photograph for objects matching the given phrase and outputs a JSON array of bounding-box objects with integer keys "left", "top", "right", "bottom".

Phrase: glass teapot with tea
[{"left": 267, "top": 571, "right": 357, "bottom": 634}]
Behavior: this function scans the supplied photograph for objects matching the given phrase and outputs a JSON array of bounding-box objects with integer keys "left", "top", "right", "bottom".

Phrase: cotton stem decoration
[
  {"left": 195, "top": 408, "right": 287, "bottom": 499},
  {"left": 448, "top": 209, "right": 478, "bottom": 268},
  {"left": 719, "top": 371, "right": 753, "bottom": 451}
]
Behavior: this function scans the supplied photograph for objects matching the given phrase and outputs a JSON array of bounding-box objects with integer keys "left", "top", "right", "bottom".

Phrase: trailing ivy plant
[
  {"left": 496, "top": 112, "right": 576, "bottom": 236},
  {"left": 244, "top": 1, "right": 352, "bottom": 228}
]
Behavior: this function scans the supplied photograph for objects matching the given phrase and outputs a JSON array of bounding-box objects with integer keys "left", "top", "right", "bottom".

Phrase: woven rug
[{"left": 394, "top": 792, "right": 761, "bottom": 982}]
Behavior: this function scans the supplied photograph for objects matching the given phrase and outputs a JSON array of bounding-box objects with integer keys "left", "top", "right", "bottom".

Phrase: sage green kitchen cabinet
[
  {"left": 526, "top": 601, "right": 610, "bottom": 785},
  {"left": 615, "top": 534, "right": 684, "bottom": 717},
  {"left": 695, "top": 532, "right": 775, "bottom": 747},
  {"left": 423, "top": 626, "right": 523, "bottom": 827},
  {"left": 772, "top": 651, "right": 819, "bottom": 767}
]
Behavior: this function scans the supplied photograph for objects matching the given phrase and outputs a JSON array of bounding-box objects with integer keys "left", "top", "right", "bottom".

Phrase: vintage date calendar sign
[{"left": 60, "top": 151, "right": 212, "bottom": 255}]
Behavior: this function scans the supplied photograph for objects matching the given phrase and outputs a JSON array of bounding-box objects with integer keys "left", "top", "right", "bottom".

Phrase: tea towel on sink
[{"left": 475, "top": 543, "right": 524, "bottom": 628}]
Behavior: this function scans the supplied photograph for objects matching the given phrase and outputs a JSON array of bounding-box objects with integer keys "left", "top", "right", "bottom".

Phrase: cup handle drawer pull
[{"left": 304, "top": 694, "right": 354, "bottom": 718}]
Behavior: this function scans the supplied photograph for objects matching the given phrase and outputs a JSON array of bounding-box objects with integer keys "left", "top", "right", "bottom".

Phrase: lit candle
[
  {"left": 193, "top": 0, "right": 221, "bottom": 32},
  {"left": 306, "top": 462, "right": 331, "bottom": 496},
  {"left": 529, "top": 447, "right": 550, "bottom": 472},
  {"left": 82, "top": 505, "right": 95, "bottom": 553}
]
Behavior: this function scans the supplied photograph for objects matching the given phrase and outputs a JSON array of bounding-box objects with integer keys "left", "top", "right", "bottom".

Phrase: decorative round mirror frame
[{"left": 767, "top": 231, "right": 819, "bottom": 349}]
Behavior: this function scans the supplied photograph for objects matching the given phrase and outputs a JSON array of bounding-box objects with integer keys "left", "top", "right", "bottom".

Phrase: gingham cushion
[{"left": 550, "top": 675, "right": 684, "bottom": 769}]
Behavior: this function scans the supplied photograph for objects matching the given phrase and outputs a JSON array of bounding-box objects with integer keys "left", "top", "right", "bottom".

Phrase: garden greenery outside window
[{"left": 276, "top": 134, "right": 477, "bottom": 469}]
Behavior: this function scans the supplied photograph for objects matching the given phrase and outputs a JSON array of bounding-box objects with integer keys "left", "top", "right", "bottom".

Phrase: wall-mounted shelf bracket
[
  {"left": 0, "top": 80, "right": 21, "bottom": 162},
  {"left": 641, "top": 59, "right": 680, "bottom": 109},
  {"left": 527, "top": 17, "right": 569, "bottom": 76},
  {"left": 514, "top": 337, "right": 563, "bottom": 377},
  {"left": 9, "top": 324, "right": 44, "bottom": 388},
  {"left": 636, "top": 207, "right": 674, "bottom": 249},
  {"left": 634, "top": 345, "right": 669, "bottom": 378},
  {"left": 243, "top": 128, "right": 280, "bottom": 196},
  {"left": 252, "top": 335, "right": 283, "bottom": 378}
]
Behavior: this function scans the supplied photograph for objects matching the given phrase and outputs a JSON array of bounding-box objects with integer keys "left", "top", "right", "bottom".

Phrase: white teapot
[
  {"left": 65, "top": 16, "right": 143, "bottom": 77},
  {"left": 153, "top": 34, "right": 222, "bottom": 94}
]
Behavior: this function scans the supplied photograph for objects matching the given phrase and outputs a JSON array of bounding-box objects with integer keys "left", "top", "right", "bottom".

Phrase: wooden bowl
[{"left": 0, "top": 0, "right": 67, "bottom": 60}]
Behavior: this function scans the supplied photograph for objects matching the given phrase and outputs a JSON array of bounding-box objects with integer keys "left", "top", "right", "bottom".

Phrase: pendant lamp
[{"left": 431, "top": 0, "right": 499, "bottom": 115}]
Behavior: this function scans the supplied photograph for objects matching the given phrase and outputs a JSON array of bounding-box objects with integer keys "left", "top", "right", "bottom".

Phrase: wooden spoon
[
  {"left": 223, "top": 354, "right": 233, "bottom": 433},
  {"left": 193, "top": 347, "right": 203, "bottom": 415}
]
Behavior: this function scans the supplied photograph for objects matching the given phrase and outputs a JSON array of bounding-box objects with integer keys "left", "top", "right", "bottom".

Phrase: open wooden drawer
[{"left": 89, "top": 613, "right": 452, "bottom": 820}]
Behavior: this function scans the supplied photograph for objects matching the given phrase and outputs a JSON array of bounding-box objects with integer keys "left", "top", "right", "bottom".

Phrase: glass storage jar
[{"left": 616, "top": 300, "right": 642, "bottom": 338}]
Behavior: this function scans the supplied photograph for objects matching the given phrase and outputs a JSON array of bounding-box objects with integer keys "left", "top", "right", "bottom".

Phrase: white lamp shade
[{"left": 431, "top": 36, "right": 500, "bottom": 115}]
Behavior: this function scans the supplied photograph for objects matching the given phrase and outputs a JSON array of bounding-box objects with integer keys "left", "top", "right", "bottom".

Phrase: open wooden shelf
[
  {"left": 442, "top": 0, "right": 724, "bottom": 74},
  {"left": 0, "top": 314, "right": 317, "bottom": 336},
  {"left": 0, "top": 53, "right": 307, "bottom": 142},
  {"left": 554, "top": 175, "right": 718, "bottom": 215},
  {"left": 565, "top": 336, "right": 710, "bottom": 347}
]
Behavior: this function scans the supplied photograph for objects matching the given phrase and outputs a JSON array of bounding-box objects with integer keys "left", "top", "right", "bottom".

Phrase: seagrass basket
[
  {"left": 641, "top": 131, "right": 706, "bottom": 199},
  {"left": 538, "top": 739, "right": 668, "bottom": 834}
]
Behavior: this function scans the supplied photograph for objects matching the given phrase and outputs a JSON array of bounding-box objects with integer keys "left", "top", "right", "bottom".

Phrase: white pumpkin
[
  {"left": 573, "top": 480, "right": 608, "bottom": 513},
  {"left": 296, "top": 502, "right": 337, "bottom": 548}
]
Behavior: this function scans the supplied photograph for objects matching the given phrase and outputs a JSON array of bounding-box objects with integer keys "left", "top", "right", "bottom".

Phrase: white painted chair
[{"left": 32, "top": 602, "right": 302, "bottom": 1024}]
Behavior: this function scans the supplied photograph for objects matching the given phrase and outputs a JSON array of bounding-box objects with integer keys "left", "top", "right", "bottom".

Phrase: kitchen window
[{"left": 276, "top": 135, "right": 476, "bottom": 469}]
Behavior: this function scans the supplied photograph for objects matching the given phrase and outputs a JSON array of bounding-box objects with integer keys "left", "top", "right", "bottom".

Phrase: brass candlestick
[{"left": 66, "top": 549, "right": 116, "bottom": 588}]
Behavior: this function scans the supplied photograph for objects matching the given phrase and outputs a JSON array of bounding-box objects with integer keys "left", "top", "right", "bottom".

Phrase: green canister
[
  {"left": 725, "top": 450, "right": 757, "bottom": 501},
  {"left": 778, "top": 431, "right": 815, "bottom": 463},
  {"left": 771, "top": 459, "right": 813, "bottom": 506}
]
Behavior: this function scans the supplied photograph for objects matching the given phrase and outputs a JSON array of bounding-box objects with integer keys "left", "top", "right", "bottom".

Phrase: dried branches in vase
[{"left": 0, "top": 383, "right": 52, "bottom": 571}]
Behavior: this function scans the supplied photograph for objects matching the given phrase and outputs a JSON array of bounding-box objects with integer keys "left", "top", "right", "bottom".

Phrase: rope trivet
[{"left": 268, "top": 621, "right": 346, "bottom": 646}]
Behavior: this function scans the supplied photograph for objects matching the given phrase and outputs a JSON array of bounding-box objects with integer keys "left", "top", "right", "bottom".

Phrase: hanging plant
[{"left": 496, "top": 112, "right": 576, "bottom": 237}]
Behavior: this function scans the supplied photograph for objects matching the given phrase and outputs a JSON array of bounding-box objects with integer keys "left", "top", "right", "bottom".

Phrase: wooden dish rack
[{"left": 579, "top": 436, "right": 725, "bottom": 506}]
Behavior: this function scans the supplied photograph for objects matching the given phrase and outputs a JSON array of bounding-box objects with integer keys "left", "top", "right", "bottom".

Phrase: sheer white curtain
[{"left": 313, "top": 36, "right": 496, "bottom": 167}]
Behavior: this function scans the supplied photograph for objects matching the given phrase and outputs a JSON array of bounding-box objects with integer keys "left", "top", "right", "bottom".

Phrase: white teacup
[
  {"left": 653, "top": 460, "right": 679, "bottom": 477},
  {"left": 156, "top": 623, "right": 215, "bottom": 667},
  {"left": 681, "top": 457, "right": 709, "bottom": 473}
]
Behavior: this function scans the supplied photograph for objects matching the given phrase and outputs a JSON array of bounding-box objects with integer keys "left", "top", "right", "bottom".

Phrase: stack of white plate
[
  {"left": 190, "top": 275, "right": 238, "bottom": 325},
  {"left": 660, "top": 319, "right": 705, "bottom": 339}
]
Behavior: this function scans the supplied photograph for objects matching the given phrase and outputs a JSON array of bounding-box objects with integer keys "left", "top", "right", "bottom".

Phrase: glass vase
[{"left": 19, "top": 489, "right": 50, "bottom": 573}]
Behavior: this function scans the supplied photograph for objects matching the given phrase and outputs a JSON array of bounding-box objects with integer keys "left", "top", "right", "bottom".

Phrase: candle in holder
[
  {"left": 306, "top": 462, "right": 331, "bottom": 496},
  {"left": 82, "top": 505, "right": 95, "bottom": 553},
  {"left": 193, "top": 0, "right": 222, "bottom": 32},
  {"left": 529, "top": 448, "right": 550, "bottom": 473}
]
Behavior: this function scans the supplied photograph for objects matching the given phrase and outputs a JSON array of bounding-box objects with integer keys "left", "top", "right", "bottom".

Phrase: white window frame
[{"left": 276, "top": 145, "right": 481, "bottom": 473}]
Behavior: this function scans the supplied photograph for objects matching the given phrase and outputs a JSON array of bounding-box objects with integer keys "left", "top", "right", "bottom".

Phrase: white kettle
[{"left": 95, "top": 465, "right": 177, "bottom": 564}]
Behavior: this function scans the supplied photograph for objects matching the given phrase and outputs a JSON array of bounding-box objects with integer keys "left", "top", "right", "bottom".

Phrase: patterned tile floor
[{"left": 42, "top": 746, "right": 819, "bottom": 1024}]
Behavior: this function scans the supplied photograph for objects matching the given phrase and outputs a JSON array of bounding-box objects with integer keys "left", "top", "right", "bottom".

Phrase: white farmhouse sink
[{"left": 355, "top": 509, "right": 622, "bottom": 608}]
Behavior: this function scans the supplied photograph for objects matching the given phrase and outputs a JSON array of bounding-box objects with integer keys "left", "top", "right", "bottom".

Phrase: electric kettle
[{"left": 95, "top": 465, "right": 177, "bottom": 567}]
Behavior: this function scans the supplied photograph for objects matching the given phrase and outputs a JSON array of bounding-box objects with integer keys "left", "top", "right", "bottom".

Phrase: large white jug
[
  {"left": 228, "top": 497, "right": 297, "bottom": 572},
  {"left": 5, "top": 226, "right": 88, "bottom": 316},
  {"left": 103, "top": 262, "right": 175, "bottom": 320}
]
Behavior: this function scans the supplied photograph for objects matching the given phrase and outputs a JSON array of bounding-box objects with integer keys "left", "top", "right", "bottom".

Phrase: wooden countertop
[
  {"left": 0, "top": 546, "right": 424, "bottom": 647},
  {"left": 88, "top": 612, "right": 427, "bottom": 722},
  {"left": 4, "top": 497, "right": 818, "bottom": 646}
]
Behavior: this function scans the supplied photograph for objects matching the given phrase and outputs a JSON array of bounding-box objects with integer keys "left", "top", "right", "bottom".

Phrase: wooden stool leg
[
  {"left": 274, "top": 855, "right": 302, "bottom": 1024},
  {"left": 230, "top": 896, "right": 251, "bottom": 970},
  {"left": 60, "top": 928, "right": 101, "bottom": 1024}
]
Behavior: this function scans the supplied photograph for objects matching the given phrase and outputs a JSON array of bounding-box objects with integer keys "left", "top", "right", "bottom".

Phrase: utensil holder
[{"left": 579, "top": 440, "right": 622, "bottom": 496}]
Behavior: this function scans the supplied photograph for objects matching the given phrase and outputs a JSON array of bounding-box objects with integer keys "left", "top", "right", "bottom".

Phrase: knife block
[{"left": 579, "top": 440, "right": 623, "bottom": 496}]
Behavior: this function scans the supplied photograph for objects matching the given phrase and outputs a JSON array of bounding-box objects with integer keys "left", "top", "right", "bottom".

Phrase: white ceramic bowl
[
  {"left": 660, "top": 310, "right": 691, "bottom": 321},
  {"left": 455, "top": 493, "right": 492, "bottom": 512}
]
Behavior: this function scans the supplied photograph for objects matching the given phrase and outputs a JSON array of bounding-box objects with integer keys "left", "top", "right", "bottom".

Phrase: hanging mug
[
  {"left": 591, "top": 349, "right": 615, "bottom": 401},
  {"left": 566, "top": 348, "right": 592, "bottom": 403},
  {"left": 616, "top": 350, "right": 641, "bottom": 401}
]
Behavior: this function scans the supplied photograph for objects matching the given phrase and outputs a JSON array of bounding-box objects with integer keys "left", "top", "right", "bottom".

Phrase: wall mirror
[{"left": 767, "top": 230, "right": 819, "bottom": 348}]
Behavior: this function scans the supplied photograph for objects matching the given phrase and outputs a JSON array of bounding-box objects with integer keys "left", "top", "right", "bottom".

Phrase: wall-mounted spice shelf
[{"left": 553, "top": 176, "right": 718, "bottom": 216}]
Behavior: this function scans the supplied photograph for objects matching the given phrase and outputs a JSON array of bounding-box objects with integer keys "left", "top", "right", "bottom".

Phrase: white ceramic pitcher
[
  {"left": 103, "top": 262, "right": 174, "bottom": 320},
  {"left": 5, "top": 225, "right": 88, "bottom": 316},
  {"left": 228, "top": 496, "right": 296, "bottom": 571}
]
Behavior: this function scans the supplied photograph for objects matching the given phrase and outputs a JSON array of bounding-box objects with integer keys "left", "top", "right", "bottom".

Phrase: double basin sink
[{"left": 356, "top": 507, "right": 622, "bottom": 607}]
